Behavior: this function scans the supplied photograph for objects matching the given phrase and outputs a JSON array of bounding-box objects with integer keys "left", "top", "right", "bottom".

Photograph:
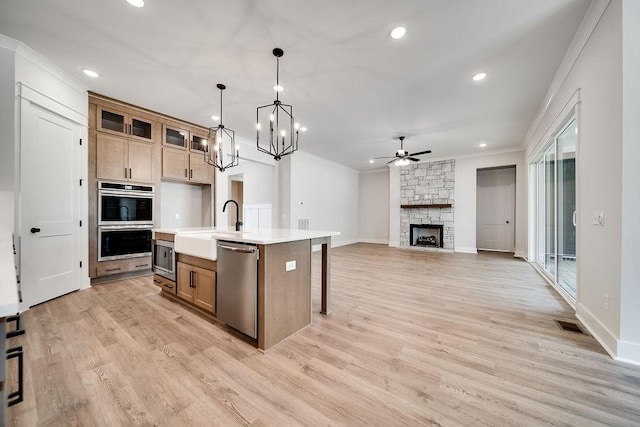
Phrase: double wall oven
[{"left": 98, "top": 181, "right": 154, "bottom": 261}]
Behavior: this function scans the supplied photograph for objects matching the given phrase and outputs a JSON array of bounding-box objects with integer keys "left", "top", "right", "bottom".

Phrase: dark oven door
[
  {"left": 99, "top": 190, "right": 153, "bottom": 225},
  {"left": 153, "top": 240, "right": 176, "bottom": 281},
  {"left": 98, "top": 226, "right": 153, "bottom": 261}
]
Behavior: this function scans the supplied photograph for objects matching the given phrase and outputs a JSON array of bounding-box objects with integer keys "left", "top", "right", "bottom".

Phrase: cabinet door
[
  {"left": 128, "top": 140, "right": 154, "bottom": 183},
  {"left": 192, "top": 265, "right": 216, "bottom": 313},
  {"left": 189, "top": 152, "right": 213, "bottom": 184},
  {"left": 162, "top": 147, "right": 189, "bottom": 181},
  {"left": 176, "top": 262, "right": 195, "bottom": 301},
  {"left": 163, "top": 124, "right": 189, "bottom": 150},
  {"left": 96, "top": 106, "right": 128, "bottom": 137},
  {"left": 190, "top": 132, "right": 208, "bottom": 153},
  {"left": 96, "top": 133, "right": 127, "bottom": 181},
  {"left": 129, "top": 114, "right": 155, "bottom": 143}
]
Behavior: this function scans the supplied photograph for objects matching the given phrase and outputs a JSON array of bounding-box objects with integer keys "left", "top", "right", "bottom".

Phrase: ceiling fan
[{"left": 374, "top": 136, "right": 432, "bottom": 165}]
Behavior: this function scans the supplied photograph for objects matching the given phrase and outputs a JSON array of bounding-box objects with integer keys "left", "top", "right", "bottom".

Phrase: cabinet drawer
[
  {"left": 153, "top": 275, "right": 176, "bottom": 294},
  {"left": 96, "top": 257, "right": 152, "bottom": 276}
]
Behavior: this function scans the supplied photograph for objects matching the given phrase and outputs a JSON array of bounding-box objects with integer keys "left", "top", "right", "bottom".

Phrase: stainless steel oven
[
  {"left": 152, "top": 239, "right": 176, "bottom": 281},
  {"left": 98, "top": 225, "right": 153, "bottom": 261},
  {"left": 98, "top": 181, "right": 154, "bottom": 226}
]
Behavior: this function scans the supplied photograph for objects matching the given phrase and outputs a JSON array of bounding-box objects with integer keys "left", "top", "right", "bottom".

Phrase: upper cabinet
[
  {"left": 97, "top": 106, "right": 157, "bottom": 143},
  {"left": 190, "top": 131, "right": 208, "bottom": 153},
  {"left": 96, "top": 134, "right": 154, "bottom": 183},
  {"left": 163, "top": 124, "right": 190, "bottom": 150},
  {"left": 163, "top": 124, "right": 209, "bottom": 153},
  {"left": 161, "top": 126, "right": 214, "bottom": 184}
]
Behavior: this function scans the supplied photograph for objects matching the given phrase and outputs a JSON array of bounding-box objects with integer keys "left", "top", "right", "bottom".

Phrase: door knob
[
  {"left": 30, "top": 227, "right": 41, "bottom": 233},
  {"left": 506, "top": 221, "right": 510, "bottom": 224}
]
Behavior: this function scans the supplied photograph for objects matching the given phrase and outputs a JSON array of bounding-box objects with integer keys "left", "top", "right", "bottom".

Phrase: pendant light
[
  {"left": 205, "top": 83, "right": 239, "bottom": 172},
  {"left": 256, "top": 48, "right": 304, "bottom": 160}
]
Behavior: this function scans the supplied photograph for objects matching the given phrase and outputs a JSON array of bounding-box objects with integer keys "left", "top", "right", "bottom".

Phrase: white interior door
[
  {"left": 20, "top": 100, "right": 82, "bottom": 307},
  {"left": 476, "top": 166, "right": 516, "bottom": 251}
]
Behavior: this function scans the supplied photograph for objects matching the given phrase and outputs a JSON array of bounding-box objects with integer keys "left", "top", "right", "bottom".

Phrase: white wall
[
  {"left": 0, "top": 45, "right": 15, "bottom": 232},
  {"left": 618, "top": 0, "right": 640, "bottom": 363},
  {"left": 215, "top": 136, "right": 278, "bottom": 229},
  {"left": 455, "top": 150, "right": 526, "bottom": 256},
  {"left": 290, "top": 151, "right": 359, "bottom": 246},
  {"left": 160, "top": 182, "right": 204, "bottom": 229},
  {"left": 522, "top": 0, "right": 639, "bottom": 362},
  {"left": 359, "top": 169, "right": 389, "bottom": 244}
]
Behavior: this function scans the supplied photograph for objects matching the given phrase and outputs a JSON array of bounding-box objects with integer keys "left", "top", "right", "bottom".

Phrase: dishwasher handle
[{"left": 217, "top": 244, "right": 256, "bottom": 254}]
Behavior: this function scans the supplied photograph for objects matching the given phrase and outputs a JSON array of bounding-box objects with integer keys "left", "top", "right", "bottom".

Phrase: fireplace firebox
[{"left": 410, "top": 224, "right": 444, "bottom": 248}]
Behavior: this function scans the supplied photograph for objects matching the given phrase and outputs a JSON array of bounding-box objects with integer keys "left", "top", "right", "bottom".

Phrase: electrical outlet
[
  {"left": 604, "top": 294, "right": 610, "bottom": 311},
  {"left": 286, "top": 260, "right": 296, "bottom": 272}
]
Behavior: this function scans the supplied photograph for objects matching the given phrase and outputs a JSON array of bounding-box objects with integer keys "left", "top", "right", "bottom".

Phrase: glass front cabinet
[{"left": 96, "top": 106, "right": 155, "bottom": 143}]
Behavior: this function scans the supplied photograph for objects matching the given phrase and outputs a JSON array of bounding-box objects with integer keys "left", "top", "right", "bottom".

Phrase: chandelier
[
  {"left": 256, "top": 48, "right": 304, "bottom": 160},
  {"left": 205, "top": 83, "right": 239, "bottom": 172}
]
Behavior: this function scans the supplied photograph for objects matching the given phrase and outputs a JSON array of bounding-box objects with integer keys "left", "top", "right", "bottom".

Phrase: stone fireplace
[{"left": 400, "top": 160, "right": 455, "bottom": 250}]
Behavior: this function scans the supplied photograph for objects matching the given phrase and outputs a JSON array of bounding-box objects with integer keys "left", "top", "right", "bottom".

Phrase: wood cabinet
[
  {"left": 162, "top": 124, "right": 190, "bottom": 150},
  {"left": 153, "top": 275, "right": 176, "bottom": 293},
  {"left": 95, "top": 256, "right": 152, "bottom": 276},
  {"left": 97, "top": 105, "right": 157, "bottom": 143},
  {"left": 177, "top": 261, "right": 216, "bottom": 313},
  {"left": 162, "top": 147, "right": 189, "bottom": 180},
  {"left": 162, "top": 148, "right": 213, "bottom": 184},
  {"left": 96, "top": 133, "right": 154, "bottom": 183}
]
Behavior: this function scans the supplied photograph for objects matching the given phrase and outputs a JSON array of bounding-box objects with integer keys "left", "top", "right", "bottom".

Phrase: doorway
[
  {"left": 534, "top": 117, "right": 577, "bottom": 301},
  {"left": 228, "top": 174, "right": 244, "bottom": 227},
  {"left": 476, "top": 166, "right": 516, "bottom": 252}
]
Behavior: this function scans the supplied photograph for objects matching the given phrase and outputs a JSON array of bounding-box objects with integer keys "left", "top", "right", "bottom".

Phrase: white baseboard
[
  {"left": 388, "top": 240, "right": 400, "bottom": 248},
  {"left": 616, "top": 340, "right": 640, "bottom": 366},
  {"left": 455, "top": 246, "right": 478, "bottom": 254},
  {"left": 514, "top": 250, "right": 527, "bottom": 260},
  {"left": 575, "top": 302, "right": 618, "bottom": 359},
  {"left": 333, "top": 238, "right": 358, "bottom": 248},
  {"left": 358, "top": 238, "right": 389, "bottom": 245}
]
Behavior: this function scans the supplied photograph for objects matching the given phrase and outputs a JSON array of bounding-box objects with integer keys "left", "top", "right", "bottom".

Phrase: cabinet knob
[{"left": 30, "top": 227, "right": 41, "bottom": 233}]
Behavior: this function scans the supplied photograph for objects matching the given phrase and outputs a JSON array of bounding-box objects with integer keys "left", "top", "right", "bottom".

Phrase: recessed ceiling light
[
  {"left": 126, "top": 0, "right": 144, "bottom": 7},
  {"left": 300, "top": 127, "right": 308, "bottom": 132},
  {"left": 82, "top": 68, "right": 99, "bottom": 78},
  {"left": 479, "top": 142, "right": 487, "bottom": 148},
  {"left": 369, "top": 160, "right": 375, "bottom": 164},
  {"left": 211, "top": 115, "right": 220, "bottom": 121},
  {"left": 390, "top": 26, "right": 407, "bottom": 39},
  {"left": 472, "top": 72, "right": 487, "bottom": 81}
]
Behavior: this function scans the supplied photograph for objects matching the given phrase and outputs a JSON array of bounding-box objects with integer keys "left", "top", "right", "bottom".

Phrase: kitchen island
[{"left": 152, "top": 227, "right": 339, "bottom": 351}]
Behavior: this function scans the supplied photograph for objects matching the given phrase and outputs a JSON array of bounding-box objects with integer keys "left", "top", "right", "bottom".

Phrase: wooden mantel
[{"left": 401, "top": 204, "right": 452, "bottom": 209}]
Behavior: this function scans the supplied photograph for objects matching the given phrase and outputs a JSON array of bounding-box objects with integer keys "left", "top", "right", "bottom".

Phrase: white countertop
[
  {"left": 0, "top": 233, "right": 20, "bottom": 317},
  {"left": 154, "top": 226, "right": 340, "bottom": 245}
]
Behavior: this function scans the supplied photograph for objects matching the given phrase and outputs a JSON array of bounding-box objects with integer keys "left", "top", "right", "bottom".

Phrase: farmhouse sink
[{"left": 174, "top": 233, "right": 218, "bottom": 261}]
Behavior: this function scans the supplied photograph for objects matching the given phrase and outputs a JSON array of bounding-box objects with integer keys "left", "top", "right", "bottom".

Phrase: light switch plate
[
  {"left": 286, "top": 260, "right": 296, "bottom": 271},
  {"left": 592, "top": 211, "right": 605, "bottom": 226}
]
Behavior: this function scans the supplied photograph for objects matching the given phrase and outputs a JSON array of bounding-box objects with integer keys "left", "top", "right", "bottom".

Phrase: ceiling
[{"left": 0, "top": 0, "right": 591, "bottom": 170}]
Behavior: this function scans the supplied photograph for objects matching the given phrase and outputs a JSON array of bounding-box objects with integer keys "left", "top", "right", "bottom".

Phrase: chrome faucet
[{"left": 222, "top": 199, "right": 243, "bottom": 231}]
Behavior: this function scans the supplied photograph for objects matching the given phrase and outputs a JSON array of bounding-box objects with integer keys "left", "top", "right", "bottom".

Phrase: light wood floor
[{"left": 6, "top": 244, "right": 640, "bottom": 426}]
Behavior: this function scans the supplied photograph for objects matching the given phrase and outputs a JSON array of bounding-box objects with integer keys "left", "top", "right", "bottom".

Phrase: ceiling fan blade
[
  {"left": 373, "top": 156, "right": 397, "bottom": 159},
  {"left": 386, "top": 159, "right": 399, "bottom": 165},
  {"left": 407, "top": 157, "right": 420, "bottom": 162},
  {"left": 409, "top": 150, "right": 432, "bottom": 156}
]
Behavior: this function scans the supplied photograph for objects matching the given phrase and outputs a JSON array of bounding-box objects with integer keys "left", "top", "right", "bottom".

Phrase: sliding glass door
[{"left": 535, "top": 118, "right": 577, "bottom": 301}]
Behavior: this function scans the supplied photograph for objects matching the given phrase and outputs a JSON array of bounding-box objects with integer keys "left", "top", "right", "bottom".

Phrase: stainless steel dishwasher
[{"left": 216, "top": 241, "right": 259, "bottom": 339}]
